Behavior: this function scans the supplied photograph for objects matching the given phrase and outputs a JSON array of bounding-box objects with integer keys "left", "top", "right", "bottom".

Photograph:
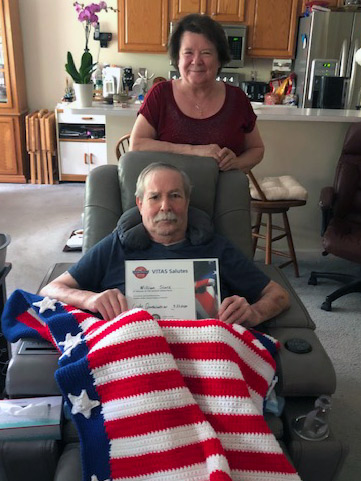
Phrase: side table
[{"left": 0, "top": 262, "right": 12, "bottom": 394}]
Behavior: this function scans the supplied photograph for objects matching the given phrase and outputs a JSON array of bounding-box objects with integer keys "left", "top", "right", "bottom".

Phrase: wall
[
  {"left": 255, "top": 120, "right": 349, "bottom": 253},
  {"left": 18, "top": 0, "right": 273, "bottom": 111}
]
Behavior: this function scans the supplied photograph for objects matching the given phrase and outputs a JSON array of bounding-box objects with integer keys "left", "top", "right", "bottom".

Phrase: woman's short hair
[
  {"left": 135, "top": 162, "right": 192, "bottom": 200},
  {"left": 168, "top": 13, "right": 231, "bottom": 74}
]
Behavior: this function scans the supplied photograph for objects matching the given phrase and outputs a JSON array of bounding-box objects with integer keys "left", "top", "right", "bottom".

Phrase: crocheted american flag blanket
[{"left": 2, "top": 290, "right": 301, "bottom": 481}]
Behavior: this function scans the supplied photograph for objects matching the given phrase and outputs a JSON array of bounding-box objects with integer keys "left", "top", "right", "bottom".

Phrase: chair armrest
[
  {"left": 319, "top": 186, "right": 335, "bottom": 210},
  {"left": 268, "top": 327, "right": 336, "bottom": 397},
  {"left": 319, "top": 186, "right": 335, "bottom": 236},
  {"left": 259, "top": 265, "right": 315, "bottom": 329}
]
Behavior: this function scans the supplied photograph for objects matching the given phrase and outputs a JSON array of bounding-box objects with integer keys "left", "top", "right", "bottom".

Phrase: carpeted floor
[{"left": 1, "top": 182, "right": 360, "bottom": 481}]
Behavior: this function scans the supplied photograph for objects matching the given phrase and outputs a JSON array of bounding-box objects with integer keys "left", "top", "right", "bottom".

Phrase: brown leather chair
[{"left": 309, "top": 122, "right": 361, "bottom": 311}]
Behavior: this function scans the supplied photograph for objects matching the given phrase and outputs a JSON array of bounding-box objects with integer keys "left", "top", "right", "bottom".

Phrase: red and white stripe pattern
[{"left": 62, "top": 306, "right": 301, "bottom": 481}]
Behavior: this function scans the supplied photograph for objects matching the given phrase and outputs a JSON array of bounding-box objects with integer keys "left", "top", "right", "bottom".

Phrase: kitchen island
[{"left": 57, "top": 102, "right": 361, "bottom": 254}]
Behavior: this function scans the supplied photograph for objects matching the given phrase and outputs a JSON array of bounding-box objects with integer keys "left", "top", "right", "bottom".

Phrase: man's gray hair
[{"left": 135, "top": 162, "right": 192, "bottom": 200}]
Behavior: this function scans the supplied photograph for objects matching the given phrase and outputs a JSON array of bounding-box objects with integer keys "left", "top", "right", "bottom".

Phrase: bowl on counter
[{"left": 0, "top": 233, "right": 11, "bottom": 271}]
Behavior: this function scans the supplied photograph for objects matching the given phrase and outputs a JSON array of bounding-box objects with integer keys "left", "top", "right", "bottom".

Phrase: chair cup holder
[
  {"left": 293, "top": 414, "right": 330, "bottom": 441},
  {"left": 292, "top": 395, "right": 331, "bottom": 441}
]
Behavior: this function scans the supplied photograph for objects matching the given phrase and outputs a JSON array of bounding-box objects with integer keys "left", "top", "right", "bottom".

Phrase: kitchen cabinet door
[
  {"left": 170, "top": 0, "right": 244, "bottom": 22},
  {"left": 88, "top": 143, "right": 107, "bottom": 173},
  {"left": 59, "top": 141, "right": 107, "bottom": 182},
  {"left": 170, "top": 0, "right": 207, "bottom": 19},
  {"left": 208, "top": 0, "right": 245, "bottom": 22},
  {"left": 118, "top": 0, "right": 169, "bottom": 53},
  {"left": 246, "top": 0, "right": 299, "bottom": 58}
]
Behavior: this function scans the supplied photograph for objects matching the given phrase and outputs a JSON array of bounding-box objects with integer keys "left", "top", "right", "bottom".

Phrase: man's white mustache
[{"left": 153, "top": 212, "right": 178, "bottom": 222}]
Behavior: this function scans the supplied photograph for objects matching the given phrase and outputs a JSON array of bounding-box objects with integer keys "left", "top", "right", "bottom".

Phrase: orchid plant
[
  {"left": 73, "top": 1, "right": 118, "bottom": 52},
  {"left": 65, "top": 2, "right": 118, "bottom": 85}
]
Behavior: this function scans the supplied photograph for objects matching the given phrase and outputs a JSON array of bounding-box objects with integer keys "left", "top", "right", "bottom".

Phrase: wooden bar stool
[
  {"left": 115, "top": 133, "right": 130, "bottom": 160},
  {"left": 248, "top": 171, "right": 307, "bottom": 277}
]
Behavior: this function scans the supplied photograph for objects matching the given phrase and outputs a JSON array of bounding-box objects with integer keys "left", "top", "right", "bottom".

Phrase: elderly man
[{"left": 41, "top": 162, "right": 289, "bottom": 325}]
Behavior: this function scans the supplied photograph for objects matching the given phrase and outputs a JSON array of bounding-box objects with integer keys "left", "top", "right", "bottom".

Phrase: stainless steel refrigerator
[{"left": 294, "top": 10, "right": 361, "bottom": 109}]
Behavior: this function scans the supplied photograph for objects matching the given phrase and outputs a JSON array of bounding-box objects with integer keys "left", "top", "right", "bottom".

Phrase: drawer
[{"left": 56, "top": 110, "right": 105, "bottom": 124}]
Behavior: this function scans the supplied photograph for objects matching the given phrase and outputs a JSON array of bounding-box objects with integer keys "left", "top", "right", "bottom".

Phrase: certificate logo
[{"left": 133, "top": 266, "right": 149, "bottom": 279}]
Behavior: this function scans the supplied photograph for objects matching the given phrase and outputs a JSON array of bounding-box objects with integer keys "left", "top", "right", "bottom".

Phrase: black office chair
[{"left": 308, "top": 122, "right": 361, "bottom": 311}]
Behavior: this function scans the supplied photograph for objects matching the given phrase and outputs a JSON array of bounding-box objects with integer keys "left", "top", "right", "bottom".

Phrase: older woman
[{"left": 130, "top": 14, "right": 264, "bottom": 173}]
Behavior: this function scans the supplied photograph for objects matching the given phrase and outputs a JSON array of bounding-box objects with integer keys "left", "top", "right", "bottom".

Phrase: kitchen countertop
[
  {"left": 252, "top": 104, "right": 361, "bottom": 122},
  {"left": 57, "top": 101, "right": 361, "bottom": 122}
]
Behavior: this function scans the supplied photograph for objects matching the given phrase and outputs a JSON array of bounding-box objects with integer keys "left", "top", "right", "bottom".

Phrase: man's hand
[
  {"left": 85, "top": 289, "right": 128, "bottom": 321},
  {"left": 218, "top": 295, "right": 260, "bottom": 327}
]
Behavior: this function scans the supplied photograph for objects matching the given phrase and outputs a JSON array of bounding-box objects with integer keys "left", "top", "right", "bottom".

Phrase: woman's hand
[
  {"left": 218, "top": 295, "right": 260, "bottom": 327},
  {"left": 216, "top": 147, "right": 238, "bottom": 171},
  {"left": 85, "top": 289, "right": 128, "bottom": 321},
  {"left": 191, "top": 144, "right": 222, "bottom": 160}
]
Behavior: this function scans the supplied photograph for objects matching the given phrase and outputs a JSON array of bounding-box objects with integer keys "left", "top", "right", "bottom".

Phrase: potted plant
[{"left": 65, "top": 51, "right": 96, "bottom": 107}]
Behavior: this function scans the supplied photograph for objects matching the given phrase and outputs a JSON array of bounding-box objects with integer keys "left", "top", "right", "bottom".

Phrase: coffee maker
[{"left": 123, "top": 67, "right": 134, "bottom": 92}]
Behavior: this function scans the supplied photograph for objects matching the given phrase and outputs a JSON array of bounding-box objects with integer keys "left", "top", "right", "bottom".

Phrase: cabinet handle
[
  {"left": 82, "top": 117, "right": 94, "bottom": 120},
  {"left": 84, "top": 153, "right": 88, "bottom": 164},
  {"left": 89, "top": 153, "right": 93, "bottom": 164}
]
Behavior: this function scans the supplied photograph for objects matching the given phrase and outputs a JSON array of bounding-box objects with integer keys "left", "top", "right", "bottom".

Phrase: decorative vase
[{"left": 73, "top": 83, "right": 93, "bottom": 107}]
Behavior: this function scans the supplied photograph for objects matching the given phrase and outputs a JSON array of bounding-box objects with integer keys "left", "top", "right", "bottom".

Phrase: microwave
[
  {"left": 223, "top": 24, "right": 247, "bottom": 68},
  {"left": 169, "top": 23, "right": 247, "bottom": 68}
]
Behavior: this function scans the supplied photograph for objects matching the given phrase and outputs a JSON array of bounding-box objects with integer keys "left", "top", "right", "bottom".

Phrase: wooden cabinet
[
  {"left": 246, "top": 0, "right": 299, "bottom": 58},
  {"left": 59, "top": 141, "right": 107, "bottom": 181},
  {"left": 0, "top": 0, "right": 28, "bottom": 183},
  {"left": 56, "top": 112, "right": 107, "bottom": 182},
  {"left": 170, "top": 0, "right": 245, "bottom": 22},
  {"left": 0, "top": 115, "right": 27, "bottom": 182},
  {"left": 118, "top": 0, "right": 169, "bottom": 53}
]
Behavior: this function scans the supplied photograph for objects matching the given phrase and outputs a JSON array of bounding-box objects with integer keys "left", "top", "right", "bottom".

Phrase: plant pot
[{"left": 73, "top": 83, "right": 93, "bottom": 107}]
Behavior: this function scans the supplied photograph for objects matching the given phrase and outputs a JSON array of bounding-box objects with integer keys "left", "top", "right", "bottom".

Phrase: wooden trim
[
  {"left": 60, "top": 173, "right": 87, "bottom": 182},
  {"left": 0, "top": 173, "right": 26, "bottom": 183}
]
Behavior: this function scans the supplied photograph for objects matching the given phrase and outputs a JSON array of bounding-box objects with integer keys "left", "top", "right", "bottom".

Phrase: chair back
[
  {"left": 248, "top": 171, "right": 268, "bottom": 201},
  {"left": 321, "top": 122, "right": 361, "bottom": 262},
  {"left": 333, "top": 122, "right": 361, "bottom": 223},
  {"left": 83, "top": 152, "right": 253, "bottom": 258},
  {"left": 115, "top": 133, "right": 130, "bottom": 160}
]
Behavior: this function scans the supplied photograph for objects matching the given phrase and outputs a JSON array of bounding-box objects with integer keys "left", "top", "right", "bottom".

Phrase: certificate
[{"left": 125, "top": 258, "right": 221, "bottom": 320}]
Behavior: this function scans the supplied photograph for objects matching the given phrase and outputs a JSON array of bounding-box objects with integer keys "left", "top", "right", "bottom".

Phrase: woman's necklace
[{"left": 194, "top": 102, "right": 205, "bottom": 116}]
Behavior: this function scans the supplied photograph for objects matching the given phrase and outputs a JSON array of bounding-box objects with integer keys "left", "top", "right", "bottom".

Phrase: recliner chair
[
  {"left": 309, "top": 122, "right": 361, "bottom": 311},
  {"left": 2, "top": 152, "right": 347, "bottom": 481}
]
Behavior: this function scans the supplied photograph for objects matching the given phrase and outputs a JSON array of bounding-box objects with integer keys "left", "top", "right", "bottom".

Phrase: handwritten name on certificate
[{"left": 125, "top": 258, "right": 221, "bottom": 320}]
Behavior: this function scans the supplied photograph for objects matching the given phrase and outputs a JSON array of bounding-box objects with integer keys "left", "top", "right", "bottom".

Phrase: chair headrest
[
  {"left": 118, "top": 152, "right": 219, "bottom": 218},
  {"left": 343, "top": 122, "right": 361, "bottom": 156}
]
